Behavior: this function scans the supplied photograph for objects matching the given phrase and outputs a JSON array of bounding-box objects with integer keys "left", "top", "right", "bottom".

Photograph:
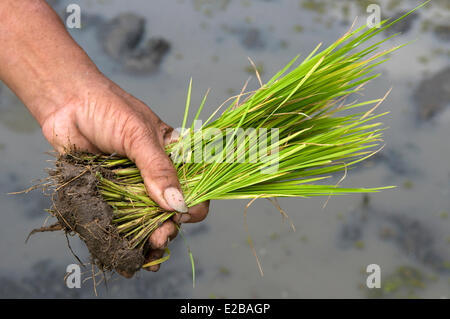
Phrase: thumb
[{"left": 123, "top": 124, "right": 187, "bottom": 213}]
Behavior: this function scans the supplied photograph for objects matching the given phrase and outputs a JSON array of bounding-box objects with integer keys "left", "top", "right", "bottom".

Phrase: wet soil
[{"left": 46, "top": 156, "right": 144, "bottom": 276}]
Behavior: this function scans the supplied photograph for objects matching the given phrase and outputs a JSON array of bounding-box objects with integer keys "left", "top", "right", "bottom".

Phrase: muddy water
[{"left": 0, "top": 0, "right": 448, "bottom": 298}]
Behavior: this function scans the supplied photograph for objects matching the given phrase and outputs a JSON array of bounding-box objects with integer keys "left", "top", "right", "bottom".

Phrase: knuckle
[
  {"left": 149, "top": 229, "right": 167, "bottom": 249},
  {"left": 150, "top": 265, "right": 160, "bottom": 272}
]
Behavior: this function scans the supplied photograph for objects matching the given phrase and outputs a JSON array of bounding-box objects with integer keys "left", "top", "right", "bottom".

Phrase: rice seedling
[{"left": 37, "top": 4, "right": 428, "bottom": 277}]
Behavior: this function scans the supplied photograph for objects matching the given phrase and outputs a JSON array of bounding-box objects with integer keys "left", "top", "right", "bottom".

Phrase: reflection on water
[{"left": 0, "top": 0, "right": 449, "bottom": 298}]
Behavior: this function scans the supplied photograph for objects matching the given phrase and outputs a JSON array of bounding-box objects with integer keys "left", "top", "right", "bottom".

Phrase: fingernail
[
  {"left": 164, "top": 187, "right": 188, "bottom": 213},
  {"left": 180, "top": 213, "right": 191, "bottom": 223}
]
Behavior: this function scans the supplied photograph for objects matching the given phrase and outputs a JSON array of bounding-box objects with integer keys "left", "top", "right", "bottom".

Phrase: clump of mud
[{"left": 40, "top": 154, "right": 144, "bottom": 276}]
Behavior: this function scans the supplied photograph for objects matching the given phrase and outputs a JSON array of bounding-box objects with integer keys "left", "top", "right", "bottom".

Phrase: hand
[{"left": 40, "top": 77, "right": 209, "bottom": 275}]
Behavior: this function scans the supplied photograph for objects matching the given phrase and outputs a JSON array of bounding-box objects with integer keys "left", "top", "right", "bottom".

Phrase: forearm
[{"left": 0, "top": 0, "right": 103, "bottom": 125}]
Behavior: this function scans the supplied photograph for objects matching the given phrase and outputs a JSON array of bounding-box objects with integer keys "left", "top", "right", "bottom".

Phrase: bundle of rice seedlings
[{"left": 34, "top": 5, "right": 425, "bottom": 277}]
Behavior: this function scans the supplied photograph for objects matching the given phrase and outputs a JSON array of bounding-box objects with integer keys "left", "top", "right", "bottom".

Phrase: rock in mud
[
  {"left": 338, "top": 200, "right": 449, "bottom": 274},
  {"left": 98, "top": 13, "right": 170, "bottom": 74},
  {"left": 122, "top": 38, "right": 171, "bottom": 74},
  {"left": 99, "top": 13, "right": 145, "bottom": 60},
  {"left": 338, "top": 215, "right": 364, "bottom": 249},
  {"left": 385, "top": 215, "right": 449, "bottom": 273},
  {"left": 349, "top": 146, "right": 416, "bottom": 176},
  {"left": 385, "top": 11, "right": 419, "bottom": 36},
  {"left": 78, "top": 13, "right": 104, "bottom": 30},
  {"left": 224, "top": 25, "right": 266, "bottom": 50},
  {"left": 372, "top": 147, "right": 416, "bottom": 176},
  {"left": 414, "top": 67, "right": 450, "bottom": 120}
]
